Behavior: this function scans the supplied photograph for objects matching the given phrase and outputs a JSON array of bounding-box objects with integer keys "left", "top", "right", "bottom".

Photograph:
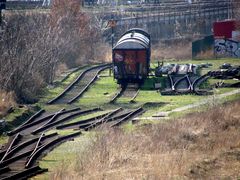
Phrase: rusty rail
[
  {"left": 32, "top": 109, "right": 65, "bottom": 134},
  {"left": 110, "top": 107, "right": 144, "bottom": 127},
  {"left": 0, "top": 133, "right": 22, "bottom": 162},
  {"left": 1, "top": 166, "right": 48, "bottom": 180},
  {"left": 8, "top": 107, "right": 80, "bottom": 136},
  {"left": 47, "top": 64, "right": 111, "bottom": 104},
  {"left": 82, "top": 111, "right": 133, "bottom": 130},
  {"left": 68, "top": 65, "right": 111, "bottom": 104},
  {"left": 25, "top": 131, "right": 81, "bottom": 168},
  {"left": 32, "top": 108, "right": 100, "bottom": 134},
  {"left": 56, "top": 111, "right": 113, "bottom": 130},
  {"left": 17, "top": 109, "right": 45, "bottom": 129},
  {"left": 84, "top": 107, "right": 123, "bottom": 130}
]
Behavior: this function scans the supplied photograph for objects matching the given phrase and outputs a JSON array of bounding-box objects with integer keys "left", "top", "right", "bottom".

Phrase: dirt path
[
  {"left": 136, "top": 89, "right": 240, "bottom": 120},
  {"left": 170, "top": 89, "right": 240, "bottom": 113}
]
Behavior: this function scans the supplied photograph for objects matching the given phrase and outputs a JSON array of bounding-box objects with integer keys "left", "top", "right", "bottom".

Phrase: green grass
[
  {"left": 4, "top": 106, "right": 28, "bottom": 122},
  {"left": 75, "top": 76, "right": 118, "bottom": 108},
  {"left": 37, "top": 58, "right": 239, "bottom": 120},
  {"left": 62, "top": 110, "right": 111, "bottom": 125},
  {"left": 0, "top": 135, "right": 8, "bottom": 145},
  {"left": 169, "top": 92, "right": 240, "bottom": 119},
  {"left": 32, "top": 131, "right": 95, "bottom": 180},
  {"left": 38, "top": 66, "right": 88, "bottom": 105}
]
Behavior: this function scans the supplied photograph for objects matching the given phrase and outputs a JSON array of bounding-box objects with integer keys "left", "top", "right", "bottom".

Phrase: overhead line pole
[{"left": 0, "top": 0, "right": 6, "bottom": 27}]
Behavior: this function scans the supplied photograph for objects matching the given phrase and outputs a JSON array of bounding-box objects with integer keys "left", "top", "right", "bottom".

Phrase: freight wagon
[{"left": 112, "top": 28, "right": 151, "bottom": 85}]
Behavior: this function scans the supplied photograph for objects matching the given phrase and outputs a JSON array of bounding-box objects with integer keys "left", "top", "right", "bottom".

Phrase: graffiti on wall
[{"left": 215, "top": 39, "right": 240, "bottom": 58}]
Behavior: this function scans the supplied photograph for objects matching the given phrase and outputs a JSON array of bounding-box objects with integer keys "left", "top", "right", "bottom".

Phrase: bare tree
[{"left": 0, "top": 0, "right": 107, "bottom": 103}]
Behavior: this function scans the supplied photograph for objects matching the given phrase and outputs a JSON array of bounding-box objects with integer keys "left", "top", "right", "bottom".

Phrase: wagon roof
[{"left": 113, "top": 29, "right": 150, "bottom": 50}]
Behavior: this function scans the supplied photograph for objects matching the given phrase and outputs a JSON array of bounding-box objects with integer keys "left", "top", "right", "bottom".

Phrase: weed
[{"left": 49, "top": 100, "right": 240, "bottom": 179}]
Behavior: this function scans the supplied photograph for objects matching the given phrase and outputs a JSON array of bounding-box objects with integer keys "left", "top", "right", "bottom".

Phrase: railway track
[
  {"left": 0, "top": 107, "right": 101, "bottom": 179},
  {"left": 57, "top": 107, "right": 144, "bottom": 131},
  {"left": 9, "top": 107, "right": 101, "bottom": 136},
  {"left": 0, "top": 104, "right": 144, "bottom": 179},
  {"left": 161, "top": 74, "right": 213, "bottom": 95},
  {"left": 47, "top": 64, "right": 111, "bottom": 105},
  {"left": 110, "top": 83, "right": 140, "bottom": 103},
  {"left": 0, "top": 131, "right": 81, "bottom": 180},
  {"left": 0, "top": 62, "right": 146, "bottom": 179}
]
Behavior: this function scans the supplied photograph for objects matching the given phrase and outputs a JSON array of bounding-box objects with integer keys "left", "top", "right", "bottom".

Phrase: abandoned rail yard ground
[
  {"left": 0, "top": 57, "right": 239, "bottom": 179},
  {"left": 1, "top": 0, "right": 240, "bottom": 178}
]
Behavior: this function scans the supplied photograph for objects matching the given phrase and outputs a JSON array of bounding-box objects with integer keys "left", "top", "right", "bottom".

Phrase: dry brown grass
[
  {"left": 194, "top": 49, "right": 215, "bottom": 59},
  {"left": 152, "top": 41, "right": 192, "bottom": 61},
  {"left": 51, "top": 100, "right": 240, "bottom": 179},
  {"left": 0, "top": 91, "right": 16, "bottom": 118}
]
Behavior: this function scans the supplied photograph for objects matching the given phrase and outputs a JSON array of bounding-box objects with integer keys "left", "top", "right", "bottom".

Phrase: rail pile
[
  {"left": 0, "top": 131, "right": 81, "bottom": 180},
  {"left": 156, "top": 63, "right": 213, "bottom": 95},
  {"left": 161, "top": 74, "right": 212, "bottom": 95},
  {"left": 57, "top": 107, "right": 144, "bottom": 131},
  {"left": 208, "top": 65, "right": 240, "bottom": 80},
  {"left": 0, "top": 104, "right": 144, "bottom": 179}
]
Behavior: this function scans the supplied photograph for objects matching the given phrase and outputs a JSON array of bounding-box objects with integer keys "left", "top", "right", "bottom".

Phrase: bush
[{"left": 0, "top": 0, "right": 108, "bottom": 103}]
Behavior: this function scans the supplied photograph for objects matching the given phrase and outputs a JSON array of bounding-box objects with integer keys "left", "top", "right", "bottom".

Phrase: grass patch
[
  {"left": 170, "top": 91, "right": 240, "bottom": 118},
  {"left": 63, "top": 110, "right": 111, "bottom": 125},
  {"left": 75, "top": 75, "right": 118, "bottom": 108},
  {"left": 33, "top": 132, "right": 94, "bottom": 180},
  {"left": 4, "top": 106, "right": 28, "bottom": 122},
  {"left": 0, "top": 135, "right": 8, "bottom": 145},
  {"left": 38, "top": 66, "right": 89, "bottom": 104}
]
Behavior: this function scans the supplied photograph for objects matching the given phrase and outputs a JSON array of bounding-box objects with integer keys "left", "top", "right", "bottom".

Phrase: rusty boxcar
[{"left": 112, "top": 28, "right": 151, "bottom": 85}]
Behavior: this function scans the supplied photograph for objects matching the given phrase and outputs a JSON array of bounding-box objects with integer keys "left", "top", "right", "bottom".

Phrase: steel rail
[
  {"left": 109, "top": 86, "right": 127, "bottom": 103},
  {"left": 1, "top": 133, "right": 58, "bottom": 162},
  {"left": 0, "top": 150, "right": 32, "bottom": 168},
  {"left": 84, "top": 107, "right": 123, "bottom": 130},
  {"left": 32, "top": 109, "right": 65, "bottom": 134},
  {"left": 174, "top": 75, "right": 193, "bottom": 93},
  {"left": 172, "top": 75, "right": 187, "bottom": 91},
  {"left": 64, "top": 110, "right": 129, "bottom": 130},
  {"left": 17, "top": 109, "right": 45, "bottom": 129},
  {"left": 68, "top": 65, "right": 111, "bottom": 104},
  {"left": 84, "top": 112, "right": 132, "bottom": 130},
  {"left": 32, "top": 108, "right": 100, "bottom": 134},
  {"left": 47, "top": 64, "right": 111, "bottom": 104},
  {"left": 25, "top": 131, "right": 81, "bottom": 168},
  {"left": 168, "top": 75, "right": 175, "bottom": 91},
  {"left": 0, "top": 133, "right": 21, "bottom": 162},
  {"left": 193, "top": 75, "right": 212, "bottom": 95},
  {"left": 110, "top": 107, "right": 144, "bottom": 127},
  {"left": 56, "top": 110, "right": 114, "bottom": 130},
  {"left": 130, "top": 89, "right": 140, "bottom": 103},
  {"left": 0, "top": 165, "right": 48, "bottom": 180},
  {"left": 8, "top": 107, "right": 80, "bottom": 136},
  {"left": 110, "top": 84, "right": 140, "bottom": 103},
  {"left": 28, "top": 133, "right": 44, "bottom": 158},
  {"left": 0, "top": 133, "right": 58, "bottom": 164}
]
